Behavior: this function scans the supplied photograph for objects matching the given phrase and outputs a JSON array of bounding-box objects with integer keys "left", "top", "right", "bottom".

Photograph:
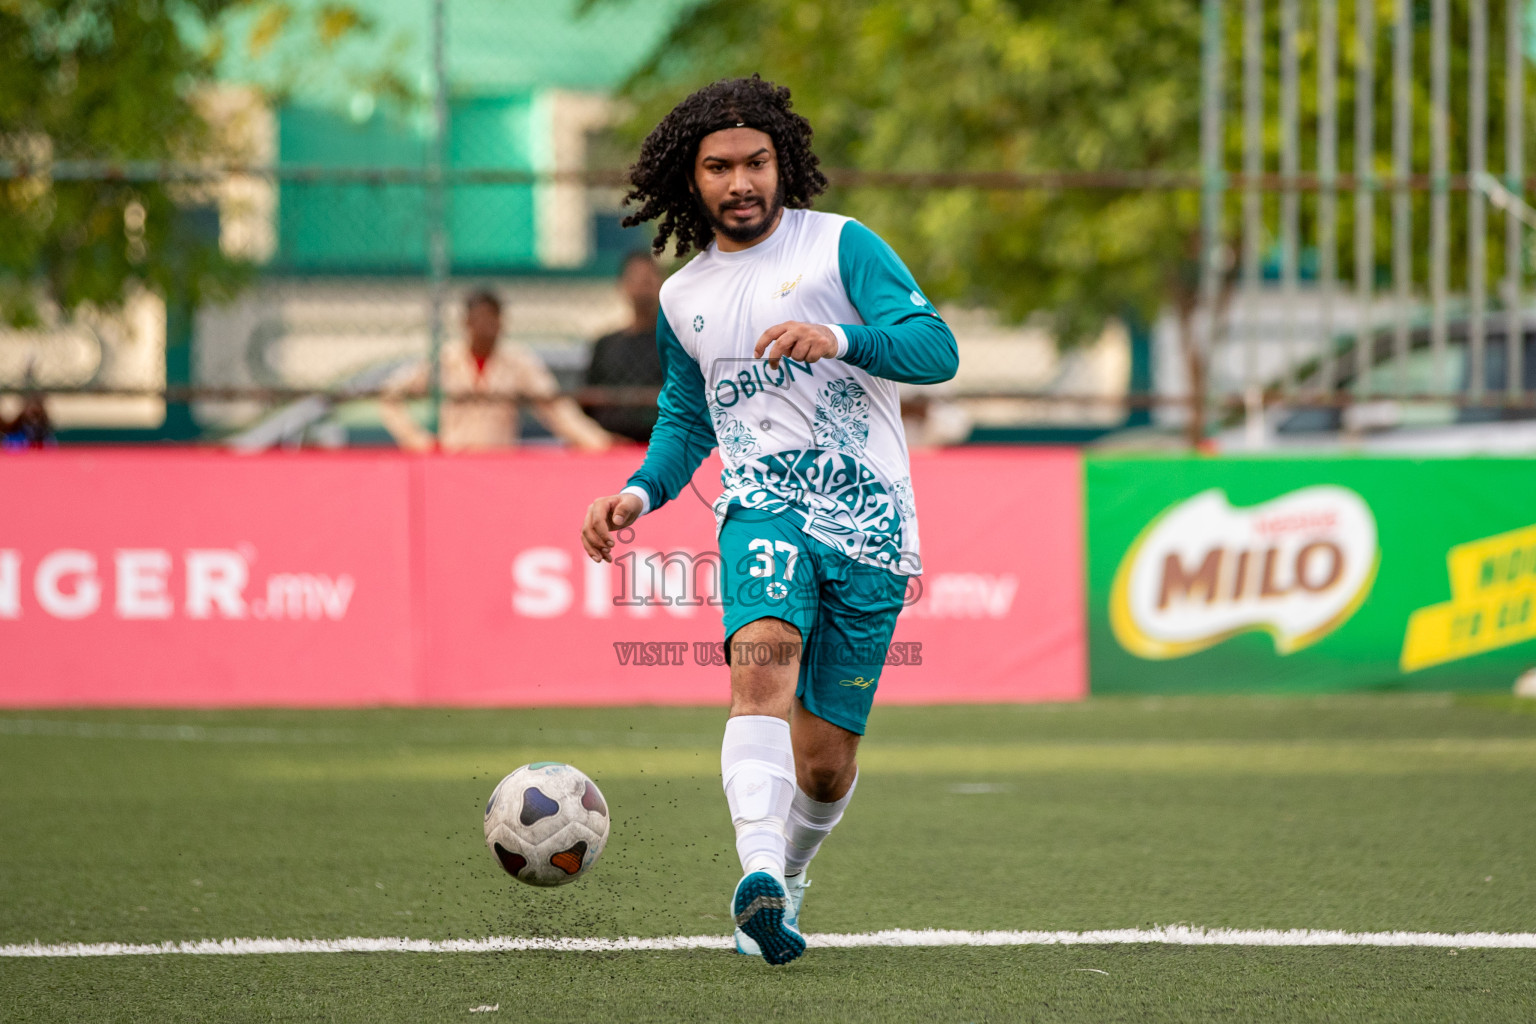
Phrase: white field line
[
  {"left": 0, "top": 718, "right": 715, "bottom": 749},
  {"left": 5, "top": 927, "right": 1536, "bottom": 958}
]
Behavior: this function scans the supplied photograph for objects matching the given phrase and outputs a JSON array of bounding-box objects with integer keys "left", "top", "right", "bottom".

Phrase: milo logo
[{"left": 1110, "top": 486, "right": 1378, "bottom": 659}]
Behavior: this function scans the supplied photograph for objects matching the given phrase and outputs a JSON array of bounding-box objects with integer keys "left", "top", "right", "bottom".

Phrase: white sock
[
  {"left": 721, "top": 715, "right": 797, "bottom": 878},
  {"left": 784, "top": 771, "right": 858, "bottom": 877}
]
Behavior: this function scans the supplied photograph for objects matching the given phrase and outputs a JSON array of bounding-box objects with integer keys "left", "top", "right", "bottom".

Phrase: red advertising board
[
  {"left": 0, "top": 447, "right": 1084, "bottom": 707},
  {"left": 0, "top": 451, "right": 415, "bottom": 706},
  {"left": 418, "top": 451, "right": 728, "bottom": 707}
]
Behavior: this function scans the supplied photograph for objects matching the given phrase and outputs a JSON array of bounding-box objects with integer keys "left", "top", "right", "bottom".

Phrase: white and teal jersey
[{"left": 622, "top": 208, "right": 958, "bottom": 577}]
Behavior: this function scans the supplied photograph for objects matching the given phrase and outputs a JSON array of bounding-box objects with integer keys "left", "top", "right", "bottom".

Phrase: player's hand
[
  {"left": 581, "top": 492, "right": 643, "bottom": 563},
  {"left": 754, "top": 321, "right": 838, "bottom": 370}
]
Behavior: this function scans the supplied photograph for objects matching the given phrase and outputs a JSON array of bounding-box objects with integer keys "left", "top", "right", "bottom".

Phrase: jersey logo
[
  {"left": 909, "top": 290, "right": 926, "bottom": 306},
  {"left": 692, "top": 315, "right": 704, "bottom": 332},
  {"left": 773, "top": 275, "right": 803, "bottom": 299}
]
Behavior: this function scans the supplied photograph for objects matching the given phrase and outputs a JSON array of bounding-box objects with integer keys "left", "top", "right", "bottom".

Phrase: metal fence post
[
  {"left": 1318, "top": 0, "right": 1338, "bottom": 395},
  {"left": 1392, "top": 0, "right": 1412, "bottom": 394},
  {"left": 1200, "top": 0, "right": 1226, "bottom": 439},
  {"left": 1242, "top": 0, "right": 1263, "bottom": 394},
  {"left": 1355, "top": 0, "right": 1376, "bottom": 396},
  {"left": 1432, "top": 0, "right": 1450, "bottom": 392},
  {"left": 1280, "top": 0, "right": 1299, "bottom": 394},
  {"left": 1469, "top": 0, "right": 1488, "bottom": 403},
  {"left": 1505, "top": 0, "right": 1524, "bottom": 399},
  {"left": 427, "top": 0, "right": 451, "bottom": 430}
]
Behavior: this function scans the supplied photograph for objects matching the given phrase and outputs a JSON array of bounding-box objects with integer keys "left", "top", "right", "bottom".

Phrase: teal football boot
[
  {"left": 733, "top": 872, "right": 809, "bottom": 959},
  {"left": 729, "top": 871, "right": 805, "bottom": 965}
]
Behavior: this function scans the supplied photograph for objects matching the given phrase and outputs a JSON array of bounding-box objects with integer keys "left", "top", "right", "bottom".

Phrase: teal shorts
[{"left": 718, "top": 504, "right": 910, "bottom": 735}]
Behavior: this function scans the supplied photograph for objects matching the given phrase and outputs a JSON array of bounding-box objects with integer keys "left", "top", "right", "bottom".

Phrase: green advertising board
[{"left": 1087, "top": 455, "right": 1536, "bottom": 695}]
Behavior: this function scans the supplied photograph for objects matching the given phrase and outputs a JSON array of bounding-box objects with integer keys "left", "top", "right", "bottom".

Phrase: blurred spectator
[
  {"left": 583, "top": 251, "right": 665, "bottom": 444},
  {"left": 2, "top": 393, "right": 56, "bottom": 450},
  {"left": 380, "top": 287, "right": 611, "bottom": 453}
]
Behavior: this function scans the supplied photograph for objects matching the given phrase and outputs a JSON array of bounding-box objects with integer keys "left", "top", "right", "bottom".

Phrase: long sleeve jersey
[{"left": 622, "top": 209, "right": 959, "bottom": 576}]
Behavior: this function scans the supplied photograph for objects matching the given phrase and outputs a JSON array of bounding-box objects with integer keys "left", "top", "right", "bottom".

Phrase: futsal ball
[{"left": 484, "top": 762, "right": 610, "bottom": 887}]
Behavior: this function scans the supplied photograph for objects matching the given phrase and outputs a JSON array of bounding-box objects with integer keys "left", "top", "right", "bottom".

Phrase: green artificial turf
[
  {"left": 2, "top": 694, "right": 1535, "bottom": 1022},
  {"left": 6, "top": 948, "right": 1535, "bottom": 1023}
]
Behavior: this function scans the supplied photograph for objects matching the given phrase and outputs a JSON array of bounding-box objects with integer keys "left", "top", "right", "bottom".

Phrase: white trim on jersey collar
[{"left": 707, "top": 208, "right": 793, "bottom": 262}]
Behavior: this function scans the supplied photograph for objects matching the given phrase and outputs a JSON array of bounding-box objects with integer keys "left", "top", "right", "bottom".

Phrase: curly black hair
[{"left": 622, "top": 76, "right": 828, "bottom": 258}]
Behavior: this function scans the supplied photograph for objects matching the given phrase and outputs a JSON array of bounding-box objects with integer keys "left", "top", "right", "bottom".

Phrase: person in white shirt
[
  {"left": 380, "top": 288, "right": 611, "bottom": 453},
  {"left": 578, "top": 77, "right": 958, "bottom": 964}
]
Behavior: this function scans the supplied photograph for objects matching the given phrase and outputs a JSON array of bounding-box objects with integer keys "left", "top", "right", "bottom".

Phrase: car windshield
[
  {"left": 1277, "top": 331, "right": 1536, "bottom": 434},
  {"left": 1351, "top": 345, "right": 1465, "bottom": 396},
  {"left": 1348, "top": 333, "right": 1536, "bottom": 396}
]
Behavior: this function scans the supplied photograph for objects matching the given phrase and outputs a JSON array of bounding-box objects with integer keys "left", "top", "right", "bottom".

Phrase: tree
[
  {"left": 0, "top": 0, "right": 385, "bottom": 328},
  {"left": 615, "top": 1, "right": 1203, "bottom": 357},
  {"left": 1, "top": 1, "right": 231, "bottom": 326},
  {"left": 613, "top": 0, "right": 1535, "bottom": 442}
]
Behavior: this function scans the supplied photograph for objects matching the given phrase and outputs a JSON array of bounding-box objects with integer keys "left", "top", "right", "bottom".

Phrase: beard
[{"left": 700, "top": 182, "right": 785, "bottom": 245}]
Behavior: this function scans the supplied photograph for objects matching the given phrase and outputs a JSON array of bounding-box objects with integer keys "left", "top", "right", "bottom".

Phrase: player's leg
[
  {"left": 717, "top": 506, "right": 820, "bottom": 964},
  {"left": 721, "top": 617, "right": 807, "bottom": 965},
  {"left": 781, "top": 551, "right": 909, "bottom": 915},
  {"left": 722, "top": 615, "right": 802, "bottom": 880},
  {"left": 775, "top": 703, "right": 858, "bottom": 933},
  {"left": 784, "top": 702, "right": 860, "bottom": 879}
]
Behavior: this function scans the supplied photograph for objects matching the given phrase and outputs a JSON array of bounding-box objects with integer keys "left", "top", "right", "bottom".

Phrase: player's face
[{"left": 692, "top": 127, "right": 783, "bottom": 248}]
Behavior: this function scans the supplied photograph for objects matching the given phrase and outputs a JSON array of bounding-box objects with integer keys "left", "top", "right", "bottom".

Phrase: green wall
[{"left": 276, "top": 96, "right": 536, "bottom": 273}]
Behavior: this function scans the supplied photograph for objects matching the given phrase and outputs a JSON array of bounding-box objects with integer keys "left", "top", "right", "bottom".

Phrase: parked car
[{"left": 1219, "top": 318, "right": 1536, "bottom": 453}]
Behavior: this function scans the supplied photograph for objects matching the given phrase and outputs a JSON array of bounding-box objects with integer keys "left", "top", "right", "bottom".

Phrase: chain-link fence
[
  {"left": 5, "top": 0, "right": 1533, "bottom": 451},
  {"left": 1, "top": 158, "right": 1110, "bottom": 449},
  {"left": 1193, "top": 0, "right": 1536, "bottom": 452},
  {"left": 0, "top": 0, "right": 1142, "bottom": 449}
]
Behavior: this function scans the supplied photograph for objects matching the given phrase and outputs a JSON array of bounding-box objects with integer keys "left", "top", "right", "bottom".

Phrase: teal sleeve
[
  {"left": 836, "top": 220, "right": 959, "bottom": 385},
  {"left": 624, "top": 314, "right": 716, "bottom": 513}
]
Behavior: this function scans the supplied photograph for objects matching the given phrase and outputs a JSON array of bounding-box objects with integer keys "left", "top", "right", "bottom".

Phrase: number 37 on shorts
[
  {"left": 746, "top": 538, "right": 798, "bottom": 601},
  {"left": 717, "top": 505, "right": 908, "bottom": 640}
]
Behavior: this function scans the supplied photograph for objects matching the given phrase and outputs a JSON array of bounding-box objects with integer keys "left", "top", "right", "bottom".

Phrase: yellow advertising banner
[{"left": 1400, "top": 522, "right": 1536, "bottom": 672}]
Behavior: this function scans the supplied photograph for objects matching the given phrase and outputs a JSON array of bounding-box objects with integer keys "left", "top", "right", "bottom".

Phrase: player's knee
[{"left": 797, "top": 757, "right": 854, "bottom": 803}]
